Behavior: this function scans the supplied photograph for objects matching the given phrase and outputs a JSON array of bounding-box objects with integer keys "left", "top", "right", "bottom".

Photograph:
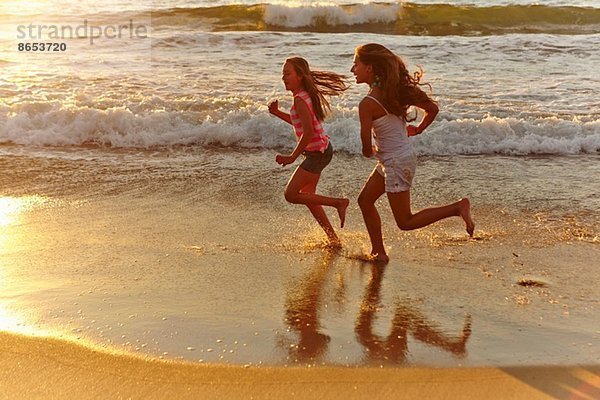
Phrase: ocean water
[
  {"left": 0, "top": 1, "right": 599, "bottom": 366},
  {"left": 1, "top": 1, "right": 599, "bottom": 152}
]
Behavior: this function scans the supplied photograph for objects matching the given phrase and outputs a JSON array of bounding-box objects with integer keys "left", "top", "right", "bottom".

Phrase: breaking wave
[
  {"left": 1, "top": 101, "right": 598, "bottom": 155},
  {"left": 146, "top": 3, "right": 600, "bottom": 36}
]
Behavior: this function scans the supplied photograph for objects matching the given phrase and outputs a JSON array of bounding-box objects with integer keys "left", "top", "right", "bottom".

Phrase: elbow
[
  {"left": 428, "top": 103, "right": 439, "bottom": 118},
  {"left": 362, "top": 149, "right": 372, "bottom": 158}
]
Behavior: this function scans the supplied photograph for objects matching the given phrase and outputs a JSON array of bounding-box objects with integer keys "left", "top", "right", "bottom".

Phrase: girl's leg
[
  {"left": 300, "top": 178, "right": 341, "bottom": 246},
  {"left": 387, "top": 192, "right": 474, "bottom": 236},
  {"left": 284, "top": 166, "right": 350, "bottom": 228},
  {"left": 357, "top": 168, "right": 388, "bottom": 262}
]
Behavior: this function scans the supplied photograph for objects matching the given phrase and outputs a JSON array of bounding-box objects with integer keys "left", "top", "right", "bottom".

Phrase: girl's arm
[
  {"left": 275, "top": 97, "right": 314, "bottom": 166},
  {"left": 407, "top": 99, "right": 439, "bottom": 136},
  {"left": 268, "top": 100, "right": 292, "bottom": 125},
  {"left": 358, "top": 98, "right": 375, "bottom": 158}
]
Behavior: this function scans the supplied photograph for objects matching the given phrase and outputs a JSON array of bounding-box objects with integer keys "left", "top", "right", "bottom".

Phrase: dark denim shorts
[{"left": 299, "top": 142, "right": 333, "bottom": 174}]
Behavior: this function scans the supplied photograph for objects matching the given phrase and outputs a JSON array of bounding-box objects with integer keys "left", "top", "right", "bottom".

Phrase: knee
[
  {"left": 396, "top": 222, "right": 410, "bottom": 231},
  {"left": 395, "top": 218, "right": 412, "bottom": 231},
  {"left": 284, "top": 189, "right": 298, "bottom": 204}
]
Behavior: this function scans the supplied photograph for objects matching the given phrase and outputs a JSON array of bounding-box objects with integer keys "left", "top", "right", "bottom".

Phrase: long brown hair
[
  {"left": 285, "top": 57, "right": 349, "bottom": 122},
  {"left": 354, "top": 43, "right": 433, "bottom": 122}
]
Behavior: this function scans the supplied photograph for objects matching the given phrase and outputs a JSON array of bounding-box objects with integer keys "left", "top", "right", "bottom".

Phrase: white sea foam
[
  {"left": 411, "top": 116, "right": 600, "bottom": 155},
  {"left": 1, "top": 102, "right": 598, "bottom": 155},
  {"left": 263, "top": 4, "right": 400, "bottom": 27}
]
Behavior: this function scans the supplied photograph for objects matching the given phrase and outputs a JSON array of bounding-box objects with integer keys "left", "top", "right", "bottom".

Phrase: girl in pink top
[
  {"left": 351, "top": 44, "right": 475, "bottom": 263},
  {"left": 269, "top": 57, "right": 350, "bottom": 247}
]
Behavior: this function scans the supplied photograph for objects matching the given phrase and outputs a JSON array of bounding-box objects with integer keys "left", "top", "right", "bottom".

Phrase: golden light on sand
[
  {"left": 0, "top": 197, "right": 22, "bottom": 228},
  {"left": 0, "top": 196, "right": 50, "bottom": 256},
  {"left": 0, "top": 196, "right": 49, "bottom": 228},
  {"left": 0, "top": 303, "right": 29, "bottom": 334},
  {"left": 0, "top": 196, "right": 51, "bottom": 335},
  {"left": 0, "top": 198, "right": 26, "bottom": 332}
]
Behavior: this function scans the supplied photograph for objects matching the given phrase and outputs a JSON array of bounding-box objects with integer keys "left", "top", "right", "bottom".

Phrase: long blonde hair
[
  {"left": 354, "top": 43, "right": 433, "bottom": 122},
  {"left": 285, "top": 57, "right": 349, "bottom": 122}
]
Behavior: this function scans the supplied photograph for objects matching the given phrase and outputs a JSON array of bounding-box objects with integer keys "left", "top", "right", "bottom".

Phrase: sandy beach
[{"left": 1, "top": 331, "right": 598, "bottom": 400}]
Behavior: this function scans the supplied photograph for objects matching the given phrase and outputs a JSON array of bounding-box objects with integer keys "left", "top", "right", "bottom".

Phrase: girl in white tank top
[
  {"left": 364, "top": 94, "right": 413, "bottom": 161},
  {"left": 352, "top": 43, "right": 475, "bottom": 263}
]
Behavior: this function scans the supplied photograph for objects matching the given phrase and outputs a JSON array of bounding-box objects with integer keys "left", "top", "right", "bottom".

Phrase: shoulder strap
[
  {"left": 294, "top": 90, "right": 310, "bottom": 102},
  {"left": 365, "top": 95, "right": 389, "bottom": 115},
  {"left": 293, "top": 91, "right": 313, "bottom": 113}
]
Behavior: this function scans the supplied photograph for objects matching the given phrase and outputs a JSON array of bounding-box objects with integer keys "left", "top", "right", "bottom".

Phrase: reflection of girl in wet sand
[
  {"left": 351, "top": 44, "right": 475, "bottom": 262},
  {"left": 355, "top": 264, "right": 472, "bottom": 364},
  {"left": 269, "top": 57, "right": 350, "bottom": 247},
  {"left": 282, "top": 250, "right": 337, "bottom": 363}
]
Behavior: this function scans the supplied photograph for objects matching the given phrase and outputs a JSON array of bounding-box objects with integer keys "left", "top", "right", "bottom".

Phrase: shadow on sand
[{"left": 502, "top": 366, "right": 600, "bottom": 400}]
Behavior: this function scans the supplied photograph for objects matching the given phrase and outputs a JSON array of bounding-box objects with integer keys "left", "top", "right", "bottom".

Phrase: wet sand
[
  {"left": 1, "top": 148, "right": 599, "bottom": 397},
  {"left": 1, "top": 331, "right": 598, "bottom": 400},
  {"left": 1, "top": 189, "right": 598, "bottom": 366}
]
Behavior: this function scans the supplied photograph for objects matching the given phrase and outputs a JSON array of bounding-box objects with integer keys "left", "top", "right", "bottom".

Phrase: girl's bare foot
[
  {"left": 337, "top": 198, "right": 350, "bottom": 228},
  {"left": 370, "top": 252, "right": 389, "bottom": 264},
  {"left": 328, "top": 237, "right": 342, "bottom": 250},
  {"left": 458, "top": 198, "right": 475, "bottom": 237}
]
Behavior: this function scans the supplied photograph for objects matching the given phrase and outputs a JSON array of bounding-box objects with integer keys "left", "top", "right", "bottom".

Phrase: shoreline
[{"left": 2, "top": 331, "right": 598, "bottom": 400}]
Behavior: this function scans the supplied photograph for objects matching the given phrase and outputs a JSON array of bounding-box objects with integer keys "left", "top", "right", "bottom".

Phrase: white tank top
[{"left": 365, "top": 95, "right": 413, "bottom": 162}]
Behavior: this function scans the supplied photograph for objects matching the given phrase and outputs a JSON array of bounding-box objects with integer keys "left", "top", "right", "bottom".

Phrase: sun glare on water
[
  {"left": 0, "top": 196, "right": 50, "bottom": 334},
  {"left": 0, "top": 196, "right": 51, "bottom": 256},
  {"left": 0, "top": 0, "right": 52, "bottom": 16},
  {"left": 0, "top": 196, "right": 47, "bottom": 228},
  {"left": 0, "top": 198, "right": 22, "bottom": 228}
]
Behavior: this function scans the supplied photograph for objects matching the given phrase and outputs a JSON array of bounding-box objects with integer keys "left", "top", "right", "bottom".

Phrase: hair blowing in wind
[
  {"left": 285, "top": 57, "right": 350, "bottom": 122},
  {"left": 355, "top": 43, "right": 434, "bottom": 122}
]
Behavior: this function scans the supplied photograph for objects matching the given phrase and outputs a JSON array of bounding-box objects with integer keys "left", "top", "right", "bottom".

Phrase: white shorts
[{"left": 375, "top": 152, "right": 417, "bottom": 193}]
